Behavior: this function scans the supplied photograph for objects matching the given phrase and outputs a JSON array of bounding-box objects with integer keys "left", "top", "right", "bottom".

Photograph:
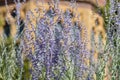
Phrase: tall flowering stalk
[
  {"left": 19, "top": 1, "right": 91, "bottom": 80},
  {"left": 96, "top": 0, "right": 120, "bottom": 80},
  {"left": 106, "top": 0, "right": 120, "bottom": 79}
]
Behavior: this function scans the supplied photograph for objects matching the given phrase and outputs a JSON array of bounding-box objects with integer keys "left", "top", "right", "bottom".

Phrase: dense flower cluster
[{"left": 20, "top": 2, "right": 91, "bottom": 80}]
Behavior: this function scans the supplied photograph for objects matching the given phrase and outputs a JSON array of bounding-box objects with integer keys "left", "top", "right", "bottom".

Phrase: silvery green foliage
[
  {"left": 107, "top": 0, "right": 120, "bottom": 79},
  {"left": 20, "top": 1, "right": 91, "bottom": 80},
  {"left": 3, "top": 1, "right": 25, "bottom": 79},
  {"left": 0, "top": 36, "right": 17, "bottom": 80},
  {"left": 97, "top": 0, "right": 120, "bottom": 80}
]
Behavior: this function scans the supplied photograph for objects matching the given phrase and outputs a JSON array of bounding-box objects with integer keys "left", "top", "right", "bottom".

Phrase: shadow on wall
[
  {"left": 3, "top": 20, "right": 11, "bottom": 37},
  {"left": 3, "top": 8, "right": 25, "bottom": 37},
  {"left": 18, "top": 18, "right": 25, "bottom": 35}
]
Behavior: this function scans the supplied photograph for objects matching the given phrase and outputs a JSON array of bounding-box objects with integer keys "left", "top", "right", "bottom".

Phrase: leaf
[{"left": 0, "top": 73, "right": 3, "bottom": 79}]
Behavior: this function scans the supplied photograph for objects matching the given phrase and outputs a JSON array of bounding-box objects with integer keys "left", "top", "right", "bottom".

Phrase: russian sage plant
[
  {"left": 96, "top": 0, "right": 120, "bottom": 80},
  {"left": 106, "top": 0, "right": 120, "bottom": 79},
  {"left": 19, "top": 1, "right": 91, "bottom": 80},
  {"left": 0, "top": 36, "right": 19, "bottom": 80},
  {"left": 4, "top": 0, "right": 120, "bottom": 80}
]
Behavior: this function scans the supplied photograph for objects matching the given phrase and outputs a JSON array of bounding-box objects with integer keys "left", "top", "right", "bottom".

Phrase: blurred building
[{"left": 0, "top": 0, "right": 106, "bottom": 50}]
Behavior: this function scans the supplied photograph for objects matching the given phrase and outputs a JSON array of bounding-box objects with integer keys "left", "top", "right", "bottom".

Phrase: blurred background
[{"left": 0, "top": 0, "right": 106, "bottom": 49}]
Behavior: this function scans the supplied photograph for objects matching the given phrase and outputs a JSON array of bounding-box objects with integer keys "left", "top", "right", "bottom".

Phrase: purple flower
[{"left": 20, "top": 4, "right": 91, "bottom": 80}]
